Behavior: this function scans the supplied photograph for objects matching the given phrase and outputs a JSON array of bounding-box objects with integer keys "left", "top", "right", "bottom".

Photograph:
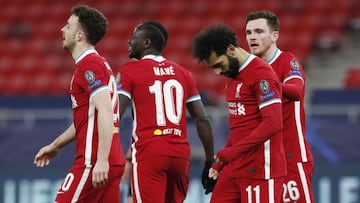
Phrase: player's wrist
[{"left": 126, "top": 157, "right": 132, "bottom": 162}]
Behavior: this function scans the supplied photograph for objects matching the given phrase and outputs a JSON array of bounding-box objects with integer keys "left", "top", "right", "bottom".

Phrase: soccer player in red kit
[
  {"left": 193, "top": 24, "right": 287, "bottom": 203},
  {"left": 33, "top": 5, "right": 125, "bottom": 203},
  {"left": 117, "top": 21, "right": 215, "bottom": 203},
  {"left": 245, "top": 10, "right": 314, "bottom": 203}
]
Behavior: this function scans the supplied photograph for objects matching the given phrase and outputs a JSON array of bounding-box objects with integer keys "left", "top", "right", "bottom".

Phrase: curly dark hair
[
  {"left": 246, "top": 10, "right": 279, "bottom": 32},
  {"left": 71, "top": 5, "right": 108, "bottom": 45},
  {"left": 192, "top": 24, "right": 238, "bottom": 62}
]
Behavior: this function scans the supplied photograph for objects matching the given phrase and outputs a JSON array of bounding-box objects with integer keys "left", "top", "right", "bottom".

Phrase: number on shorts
[
  {"left": 61, "top": 173, "right": 75, "bottom": 191},
  {"left": 282, "top": 180, "right": 300, "bottom": 202},
  {"left": 246, "top": 185, "right": 260, "bottom": 203}
]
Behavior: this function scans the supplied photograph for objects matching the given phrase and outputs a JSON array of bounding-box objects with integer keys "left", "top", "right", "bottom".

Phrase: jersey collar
[
  {"left": 142, "top": 54, "right": 165, "bottom": 62},
  {"left": 75, "top": 49, "right": 98, "bottom": 64},
  {"left": 267, "top": 48, "right": 282, "bottom": 65},
  {"left": 239, "top": 54, "right": 256, "bottom": 72}
]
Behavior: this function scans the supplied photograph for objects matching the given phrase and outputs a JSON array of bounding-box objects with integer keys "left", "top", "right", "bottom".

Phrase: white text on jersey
[{"left": 153, "top": 66, "right": 175, "bottom": 76}]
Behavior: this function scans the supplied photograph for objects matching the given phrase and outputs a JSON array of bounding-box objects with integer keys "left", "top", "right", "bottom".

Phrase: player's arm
[
  {"left": 122, "top": 147, "right": 132, "bottom": 183},
  {"left": 281, "top": 57, "right": 305, "bottom": 101},
  {"left": 187, "top": 100, "right": 214, "bottom": 161},
  {"left": 187, "top": 99, "right": 216, "bottom": 194},
  {"left": 216, "top": 77, "right": 283, "bottom": 164},
  {"left": 282, "top": 78, "right": 304, "bottom": 101},
  {"left": 216, "top": 102, "right": 283, "bottom": 164},
  {"left": 92, "top": 88, "right": 113, "bottom": 188},
  {"left": 34, "top": 123, "right": 76, "bottom": 167},
  {"left": 119, "top": 94, "right": 131, "bottom": 121}
]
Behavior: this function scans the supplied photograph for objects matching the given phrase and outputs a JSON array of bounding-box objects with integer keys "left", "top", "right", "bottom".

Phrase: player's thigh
[
  {"left": 132, "top": 157, "right": 168, "bottom": 203},
  {"left": 56, "top": 165, "right": 124, "bottom": 203},
  {"left": 240, "top": 177, "right": 285, "bottom": 203},
  {"left": 100, "top": 165, "right": 124, "bottom": 203},
  {"left": 165, "top": 157, "right": 190, "bottom": 203},
  {"left": 210, "top": 174, "right": 241, "bottom": 203},
  {"left": 55, "top": 165, "right": 94, "bottom": 203},
  {"left": 282, "top": 162, "right": 314, "bottom": 203}
]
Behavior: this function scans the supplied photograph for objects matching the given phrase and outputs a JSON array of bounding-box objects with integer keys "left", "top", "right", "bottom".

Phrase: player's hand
[
  {"left": 33, "top": 144, "right": 59, "bottom": 167},
  {"left": 201, "top": 160, "right": 212, "bottom": 188},
  {"left": 209, "top": 168, "right": 219, "bottom": 180},
  {"left": 92, "top": 159, "right": 109, "bottom": 188},
  {"left": 202, "top": 160, "right": 217, "bottom": 194},
  {"left": 121, "top": 161, "right": 132, "bottom": 183}
]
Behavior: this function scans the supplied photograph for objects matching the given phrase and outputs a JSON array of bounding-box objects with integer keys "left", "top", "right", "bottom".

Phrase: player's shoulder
[
  {"left": 244, "top": 57, "right": 278, "bottom": 80},
  {"left": 163, "top": 59, "right": 193, "bottom": 74},
  {"left": 251, "top": 56, "right": 274, "bottom": 72},
  {"left": 279, "top": 51, "right": 300, "bottom": 63},
  {"left": 122, "top": 59, "right": 140, "bottom": 66},
  {"left": 118, "top": 59, "right": 142, "bottom": 72},
  {"left": 279, "top": 51, "right": 304, "bottom": 70},
  {"left": 77, "top": 53, "right": 106, "bottom": 70}
]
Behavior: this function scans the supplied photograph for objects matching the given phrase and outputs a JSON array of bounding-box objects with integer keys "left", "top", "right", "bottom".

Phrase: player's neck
[
  {"left": 71, "top": 43, "right": 95, "bottom": 61},
  {"left": 142, "top": 49, "right": 161, "bottom": 58},
  {"left": 236, "top": 48, "right": 250, "bottom": 64},
  {"left": 261, "top": 45, "right": 278, "bottom": 62}
]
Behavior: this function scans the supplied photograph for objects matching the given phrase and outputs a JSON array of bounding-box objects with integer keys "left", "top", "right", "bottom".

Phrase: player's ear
[
  {"left": 76, "top": 30, "right": 86, "bottom": 42},
  {"left": 271, "top": 31, "right": 279, "bottom": 42},
  {"left": 226, "top": 44, "right": 236, "bottom": 57},
  {"left": 144, "top": 39, "right": 151, "bottom": 49}
]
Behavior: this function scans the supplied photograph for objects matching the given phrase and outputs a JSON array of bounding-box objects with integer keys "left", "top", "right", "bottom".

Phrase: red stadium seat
[
  {"left": 303, "top": 0, "right": 330, "bottom": 14},
  {"left": 1, "top": 73, "right": 28, "bottom": 95},
  {"left": 295, "top": 12, "right": 323, "bottom": 36},
  {"left": 2, "top": 0, "right": 358, "bottom": 95},
  {"left": 160, "top": 0, "right": 188, "bottom": 18},
  {"left": 344, "top": 68, "right": 360, "bottom": 88}
]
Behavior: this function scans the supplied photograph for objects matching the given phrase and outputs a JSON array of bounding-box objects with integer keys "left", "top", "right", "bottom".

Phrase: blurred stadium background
[{"left": 1, "top": 0, "right": 360, "bottom": 202}]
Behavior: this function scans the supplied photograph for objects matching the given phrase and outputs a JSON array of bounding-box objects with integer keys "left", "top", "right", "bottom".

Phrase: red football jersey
[
  {"left": 69, "top": 49, "right": 125, "bottom": 166},
  {"left": 118, "top": 55, "right": 201, "bottom": 162},
  {"left": 269, "top": 49, "right": 313, "bottom": 163},
  {"left": 221, "top": 55, "right": 287, "bottom": 179}
]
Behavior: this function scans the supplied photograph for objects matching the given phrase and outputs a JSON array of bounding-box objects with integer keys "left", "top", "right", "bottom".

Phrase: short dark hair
[
  {"left": 193, "top": 24, "right": 238, "bottom": 62},
  {"left": 71, "top": 5, "right": 108, "bottom": 45},
  {"left": 142, "top": 21, "right": 168, "bottom": 48},
  {"left": 137, "top": 23, "right": 166, "bottom": 52},
  {"left": 246, "top": 10, "right": 279, "bottom": 32}
]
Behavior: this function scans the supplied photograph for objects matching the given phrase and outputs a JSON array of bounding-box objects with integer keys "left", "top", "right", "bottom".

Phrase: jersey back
[{"left": 118, "top": 55, "right": 201, "bottom": 162}]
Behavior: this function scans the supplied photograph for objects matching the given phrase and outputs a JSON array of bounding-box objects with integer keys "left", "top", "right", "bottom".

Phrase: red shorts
[
  {"left": 131, "top": 156, "right": 189, "bottom": 203},
  {"left": 210, "top": 175, "right": 285, "bottom": 203},
  {"left": 281, "top": 161, "right": 314, "bottom": 203},
  {"left": 55, "top": 164, "right": 124, "bottom": 203}
]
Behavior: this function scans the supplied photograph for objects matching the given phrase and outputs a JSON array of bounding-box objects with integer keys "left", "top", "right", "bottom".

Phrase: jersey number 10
[{"left": 149, "top": 79, "right": 183, "bottom": 126}]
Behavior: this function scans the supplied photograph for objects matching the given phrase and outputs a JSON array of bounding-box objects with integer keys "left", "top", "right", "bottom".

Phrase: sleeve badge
[
  {"left": 260, "top": 80, "right": 270, "bottom": 94},
  {"left": 85, "top": 70, "right": 95, "bottom": 84},
  {"left": 290, "top": 60, "right": 300, "bottom": 70}
]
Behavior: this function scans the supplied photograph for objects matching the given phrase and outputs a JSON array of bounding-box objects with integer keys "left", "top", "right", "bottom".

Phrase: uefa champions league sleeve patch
[
  {"left": 85, "top": 70, "right": 95, "bottom": 83},
  {"left": 115, "top": 72, "right": 121, "bottom": 83},
  {"left": 259, "top": 79, "right": 275, "bottom": 101},
  {"left": 260, "top": 80, "right": 270, "bottom": 94},
  {"left": 290, "top": 60, "right": 299, "bottom": 70},
  {"left": 115, "top": 72, "right": 122, "bottom": 90},
  {"left": 289, "top": 60, "right": 303, "bottom": 77},
  {"left": 85, "top": 70, "right": 102, "bottom": 91}
]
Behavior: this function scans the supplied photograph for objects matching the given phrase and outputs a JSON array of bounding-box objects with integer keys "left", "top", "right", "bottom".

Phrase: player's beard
[
  {"left": 63, "top": 36, "right": 76, "bottom": 53},
  {"left": 222, "top": 55, "right": 240, "bottom": 78}
]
